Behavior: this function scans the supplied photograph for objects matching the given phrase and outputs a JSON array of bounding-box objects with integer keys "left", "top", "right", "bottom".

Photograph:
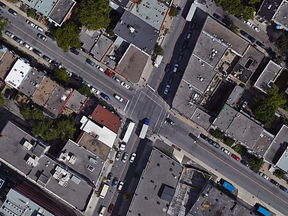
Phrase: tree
[
  {"left": 248, "top": 156, "right": 263, "bottom": 172},
  {"left": 53, "top": 22, "right": 81, "bottom": 52},
  {"left": 31, "top": 108, "right": 44, "bottom": 121},
  {"left": 209, "top": 129, "right": 223, "bottom": 139},
  {"left": 78, "top": 84, "right": 91, "bottom": 97},
  {"left": 20, "top": 105, "right": 44, "bottom": 120},
  {"left": 242, "top": 6, "right": 255, "bottom": 21},
  {"left": 248, "top": 0, "right": 261, "bottom": 5},
  {"left": 26, "top": 8, "right": 35, "bottom": 18},
  {"left": 0, "top": 16, "right": 10, "bottom": 37},
  {"left": 233, "top": 144, "right": 247, "bottom": 155},
  {"left": 169, "top": 6, "right": 178, "bottom": 17},
  {"left": 230, "top": 24, "right": 239, "bottom": 33},
  {"left": 32, "top": 119, "right": 53, "bottom": 136},
  {"left": 0, "top": 94, "right": 5, "bottom": 106},
  {"left": 277, "top": 56, "right": 283, "bottom": 64},
  {"left": 75, "top": 0, "right": 110, "bottom": 30},
  {"left": 273, "top": 170, "right": 284, "bottom": 179},
  {"left": 276, "top": 32, "right": 288, "bottom": 52},
  {"left": 21, "top": 104, "right": 32, "bottom": 119},
  {"left": 54, "top": 69, "right": 71, "bottom": 84},
  {"left": 223, "top": 137, "right": 234, "bottom": 147},
  {"left": 153, "top": 44, "right": 164, "bottom": 56}
]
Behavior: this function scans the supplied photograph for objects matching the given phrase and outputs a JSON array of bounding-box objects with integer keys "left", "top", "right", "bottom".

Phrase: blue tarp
[
  {"left": 222, "top": 181, "right": 235, "bottom": 192},
  {"left": 257, "top": 206, "right": 270, "bottom": 216}
]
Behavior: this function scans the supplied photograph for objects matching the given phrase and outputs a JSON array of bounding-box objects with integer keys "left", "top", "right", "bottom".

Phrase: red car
[
  {"left": 104, "top": 69, "right": 113, "bottom": 77},
  {"left": 108, "top": 204, "right": 114, "bottom": 213},
  {"left": 231, "top": 154, "right": 240, "bottom": 161}
]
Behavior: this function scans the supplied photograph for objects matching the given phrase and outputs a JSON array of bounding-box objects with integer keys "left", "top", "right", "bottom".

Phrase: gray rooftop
[
  {"left": 191, "top": 108, "right": 213, "bottom": 130},
  {"left": 257, "top": 0, "right": 283, "bottom": 21},
  {"left": 272, "top": 0, "right": 288, "bottom": 29},
  {"left": 252, "top": 130, "right": 274, "bottom": 155},
  {"left": 226, "top": 85, "right": 244, "bottom": 107},
  {"left": 128, "top": 148, "right": 183, "bottom": 216},
  {"left": 65, "top": 90, "right": 88, "bottom": 114},
  {"left": 129, "top": 0, "right": 169, "bottom": 30},
  {"left": 80, "top": 28, "right": 102, "bottom": 52},
  {"left": 90, "top": 34, "right": 113, "bottom": 62},
  {"left": 276, "top": 148, "right": 288, "bottom": 172},
  {"left": 18, "top": 68, "right": 45, "bottom": 98},
  {"left": 190, "top": 182, "right": 256, "bottom": 216},
  {"left": 0, "top": 189, "right": 54, "bottom": 216},
  {"left": 254, "top": 60, "right": 282, "bottom": 93},
  {"left": 34, "top": 0, "right": 56, "bottom": 16},
  {"left": 226, "top": 112, "right": 264, "bottom": 148},
  {"left": 0, "top": 121, "right": 49, "bottom": 176},
  {"left": 113, "top": 10, "right": 159, "bottom": 55},
  {"left": 172, "top": 79, "right": 200, "bottom": 118},
  {"left": 116, "top": 44, "right": 149, "bottom": 83},
  {"left": 57, "top": 139, "right": 105, "bottom": 185},
  {"left": 203, "top": 16, "right": 250, "bottom": 56},
  {"left": 111, "top": 0, "right": 129, "bottom": 8},
  {"left": 182, "top": 55, "right": 217, "bottom": 93},
  {"left": 238, "top": 45, "right": 264, "bottom": 72},
  {"left": 264, "top": 124, "right": 288, "bottom": 164},
  {"left": 48, "top": 0, "right": 76, "bottom": 25},
  {"left": 28, "top": 155, "right": 93, "bottom": 211},
  {"left": 44, "top": 86, "right": 71, "bottom": 118},
  {"left": 213, "top": 104, "right": 238, "bottom": 132}
]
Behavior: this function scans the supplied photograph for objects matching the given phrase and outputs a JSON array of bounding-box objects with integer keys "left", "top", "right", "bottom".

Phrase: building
[
  {"left": 127, "top": 148, "right": 183, "bottom": 216},
  {"left": 213, "top": 104, "right": 238, "bottom": 132},
  {"left": 90, "top": 34, "right": 113, "bottom": 62},
  {"left": 5, "top": 59, "right": 31, "bottom": 89},
  {"left": 0, "top": 45, "right": 17, "bottom": 80},
  {"left": 254, "top": 60, "right": 282, "bottom": 93},
  {"left": 191, "top": 108, "right": 212, "bottom": 130},
  {"left": 256, "top": 0, "right": 283, "bottom": 24},
  {"left": 271, "top": 0, "right": 288, "bottom": 30},
  {"left": 65, "top": 90, "right": 88, "bottom": 114},
  {"left": 226, "top": 85, "right": 244, "bottom": 107},
  {"left": 32, "top": 77, "right": 58, "bottom": 106}
]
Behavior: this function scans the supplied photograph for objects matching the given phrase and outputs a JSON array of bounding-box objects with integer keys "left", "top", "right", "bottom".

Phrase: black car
[
  {"left": 270, "top": 179, "right": 279, "bottom": 186},
  {"left": 182, "top": 41, "right": 188, "bottom": 50},
  {"left": 43, "top": 55, "right": 52, "bottom": 63},
  {"left": 222, "top": 19, "right": 231, "bottom": 27},
  {"left": 256, "top": 41, "right": 265, "bottom": 48},
  {"left": 8, "top": 8, "right": 17, "bottom": 16},
  {"left": 44, "top": 31, "right": 54, "bottom": 39},
  {"left": 33, "top": 49, "right": 42, "bottom": 57},
  {"left": 279, "top": 185, "right": 287, "bottom": 192},
  {"left": 213, "top": 13, "right": 222, "bottom": 20},
  {"left": 248, "top": 35, "right": 255, "bottom": 43},
  {"left": 240, "top": 30, "right": 248, "bottom": 37},
  {"left": 37, "top": 33, "right": 47, "bottom": 41},
  {"left": 107, "top": 172, "right": 113, "bottom": 182},
  {"left": 200, "top": 134, "right": 207, "bottom": 139},
  {"left": 70, "top": 47, "right": 79, "bottom": 55},
  {"left": 240, "top": 160, "right": 249, "bottom": 167},
  {"left": 176, "top": 6, "right": 181, "bottom": 17},
  {"left": 0, "top": 2, "right": 6, "bottom": 8},
  {"left": 212, "top": 142, "right": 220, "bottom": 148},
  {"left": 165, "top": 64, "right": 171, "bottom": 72}
]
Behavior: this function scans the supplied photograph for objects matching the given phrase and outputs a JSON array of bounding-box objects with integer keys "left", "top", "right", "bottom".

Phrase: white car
[
  {"left": 5, "top": 31, "right": 14, "bottom": 38},
  {"left": 112, "top": 76, "right": 121, "bottom": 83},
  {"left": 115, "top": 151, "right": 121, "bottom": 161},
  {"left": 91, "top": 87, "right": 100, "bottom": 94},
  {"left": 23, "top": 42, "right": 33, "bottom": 50},
  {"left": 253, "top": 26, "right": 260, "bottom": 32},
  {"left": 66, "top": 71, "right": 72, "bottom": 77},
  {"left": 164, "top": 84, "right": 170, "bottom": 95},
  {"left": 220, "top": 147, "right": 230, "bottom": 155},
  {"left": 173, "top": 64, "right": 179, "bottom": 73},
  {"left": 244, "top": 20, "right": 253, "bottom": 27},
  {"left": 120, "top": 81, "right": 126, "bottom": 87},
  {"left": 114, "top": 94, "right": 123, "bottom": 102},
  {"left": 259, "top": 172, "right": 269, "bottom": 180},
  {"left": 124, "top": 84, "right": 130, "bottom": 89},
  {"left": 96, "top": 65, "right": 104, "bottom": 72},
  {"left": 130, "top": 153, "right": 136, "bottom": 163},
  {"left": 117, "top": 181, "right": 124, "bottom": 191},
  {"left": 119, "top": 142, "right": 126, "bottom": 151}
]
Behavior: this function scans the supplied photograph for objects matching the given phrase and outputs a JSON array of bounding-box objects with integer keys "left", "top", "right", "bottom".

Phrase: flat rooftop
[
  {"left": 77, "top": 132, "right": 111, "bottom": 161},
  {"left": 254, "top": 60, "right": 282, "bottom": 93},
  {"left": 19, "top": 69, "right": 45, "bottom": 98},
  {"left": 28, "top": 155, "right": 93, "bottom": 211},
  {"left": 34, "top": 0, "right": 56, "bottom": 17},
  {"left": 130, "top": 0, "right": 169, "bottom": 30},
  {"left": 272, "top": 0, "right": 288, "bottom": 28},
  {"left": 203, "top": 16, "right": 250, "bottom": 56},
  {"left": 230, "top": 63, "right": 253, "bottom": 84},
  {"left": 238, "top": 45, "right": 264, "bottom": 72},
  {"left": 80, "top": 28, "right": 102, "bottom": 52},
  {"left": 264, "top": 125, "right": 288, "bottom": 164},
  {"left": 182, "top": 55, "right": 217, "bottom": 93},
  {"left": 213, "top": 104, "right": 238, "bottom": 132},
  {"left": 191, "top": 108, "right": 213, "bottom": 130},
  {"left": 91, "top": 105, "right": 121, "bottom": 134},
  {"left": 0, "top": 47, "right": 16, "bottom": 80},
  {"left": 58, "top": 139, "right": 105, "bottom": 184},
  {"left": 252, "top": 130, "right": 274, "bottom": 155},
  {"left": 190, "top": 183, "right": 256, "bottom": 216},
  {"left": 128, "top": 148, "right": 183, "bottom": 216},
  {"left": 116, "top": 44, "right": 149, "bottom": 83},
  {"left": 90, "top": 34, "right": 113, "bottom": 62},
  {"left": 111, "top": 0, "right": 129, "bottom": 7},
  {"left": 257, "top": 0, "right": 282, "bottom": 21},
  {"left": 32, "top": 77, "right": 57, "bottom": 106},
  {"left": 114, "top": 10, "right": 159, "bottom": 55},
  {"left": 48, "top": 0, "right": 76, "bottom": 25},
  {"left": 226, "top": 112, "right": 264, "bottom": 148},
  {"left": 65, "top": 90, "right": 87, "bottom": 114},
  {"left": 226, "top": 85, "right": 244, "bottom": 107}
]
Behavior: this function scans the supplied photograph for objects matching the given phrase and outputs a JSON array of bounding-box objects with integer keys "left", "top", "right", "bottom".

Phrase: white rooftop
[
  {"left": 5, "top": 59, "right": 31, "bottom": 88},
  {"left": 80, "top": 116, "right": 116, "bottom": 148}
]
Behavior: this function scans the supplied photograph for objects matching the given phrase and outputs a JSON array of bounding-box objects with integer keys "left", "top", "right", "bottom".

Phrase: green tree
[
  {"left": 248, "top": 156, "right": 263, "bottom": 172},
  {"left": 75, "top": 0, "right": 110, "bottom": 30},
  {"left": 55, "top": 115, "right": 76, "bottom": 140},
  {"left": 20, "top": 104, "right": 32, "bottom": 119},
  {"left": 230, "top": 24, "right": 239, "bottom": 33},
  {"left": 242, "top": 6, "right": 255, "bottom": 21},
  {"left": 32, "top": 119, "right": 53, "bottom": 136},
  {"left": 26, "top": 8, "right": 35, "bottom": 18},
  {"left": 277, "top": 56, "right": 283, "bottom": 64},
  {"left": 248, "top": 0, "right": 261, "bottom": 5},
  {"left": 153, "top": 44, "right": 164, "bottom": 56},
  {"left": 0, "top": 16, "right": 10, "bottom": 37},
  {"left": 54, "top": 69, "right": 71, "bottom": 84},
  {"left": 53, "top": 22, "right": 81, "bottom": 52},
  {"left": 233, "top": 144, "right": 247, "bottom": 155},
  {"left": 78, "top": 84, "right": 91, "bottom": 97},
  {"left": 209, "top": 129, "right": 223, "bottom": 139},
  {"left": 273, "top": 170, "right": 284, "bottom": 179},
  {"left": 223, "top": 137, "right": 234, "bottom": 146},
  {"left": 169, "top": 6, "right": 178, "bottom": 17},
  {"left": 0, "top": 94, "right": 5, "bottom": 106},
  {"left": 31, "top": 108, "right": 44, "bottom": 121},
  {"left": 276, "top": 32, "right": 288, "bottom": 52}
]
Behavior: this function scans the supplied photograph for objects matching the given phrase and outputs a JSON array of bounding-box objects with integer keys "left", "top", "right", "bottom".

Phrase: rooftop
[
  {"left": 18, "top": 68, "right": 45, "bottom": 98},
  {"left": 44, "top": 85, "right": 71, "bottom": 118},
  {"left": 91, "top": 104, "right": 121, "bottom": 134},
  {"left": 48, "top": 0, "right": 76, "bottom": 26},
  {"left": 113, "top": 10, "right": 159, "bottom": 55},
  {"left": 276, "top": 147, "right": 288, "bottom": 172},
  {"left": 272, "top": 0, "right": 288, "bottom": 29},
  {"left": 0, "top": 46, "right": 16, "bottom": 80},
  {"left": 254, "top": 60, "right": 282, "bottom": 93},
  {"left": 191, "top": 108, "right": 213, "bottom": 130},
  {"left": 90, "top": 34, "right": 113, "bottom": 62},
  {"left": 128, "top": 148, "right": 183, "bottom": 216},
  {"left": 226, "top": 85, "right": 244, "bottom": 107},
  {"left": 111, "top": 0, "right": 129, "bottom": 8},
  {"left": 115, "top": 44, "right": 149, "bottom": 83},
  {"left": 226, "top": 112, "right": 264, "bottom": 148},
  {"left": 230, "top": 63, "right": 253, "bottom": 84},
  {"left": 189, "top": 182, "right": 256, "bottom": 216},
  {"left": 65, "top": 90, "right": 88, "bottom": 114},
  {"left": 28, "top": 155, "right": 93, "bottom": 211},
  {"left": 213, "top": 104, "right": 238, "bottom": 132},
  {"left": 182, "top": 55, "right": 217, "bottom": 93},
  {"left": 57, "top": 139, "right": 105, "bottom": 185},
  {"left": 32, "top": 76, "right": 57, "bottom": 106},
  {"left": 80, "top": 116, "right": 117, "bottom": 149},
  {"left": 203, "top": 16, "right": 250, "bottom": 56},
  {"left": 252, "top": 130, "right": 274, "bottom": 155},
  {"left": 1, "top": 189, "right": 54, "bottom": 216},
  {"left": 77, "top": 132, "right": 111, "bottom": 161},
  {"left": 257, "top": 0, "right": 282, "bottom": 21},
  {"left": 0, "top": 121, "right": 49, "bottom": 176},
  {"left": 238, "top": 45, "right": 264, "bottom": 73},
  {"left": 5, "top": 59, "right": 31, "bottom": 89},
  {"left": 34, "top": 0, "right": 57, "bottom": 17},
  {"left": 129, "top": 0, "right": 169, "bottom": 30},
  {"left": 80, "top": 28, "right": 102, "bottom": 52}
]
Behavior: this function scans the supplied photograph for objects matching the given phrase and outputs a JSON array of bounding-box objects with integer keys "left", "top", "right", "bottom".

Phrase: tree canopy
[
  {"left": 20, "top": 105, "right": 44, "bottom": 121},
  {"left": 75, "top": 0, "right": 110, "bottom": 31},
  {"left": 26, "top": 8, "right": 35, "bottom": 18},
  {"left": 169, "top": 6, "right": 178, "bottom": 17},
  {"left": 78, "top": 84, "right": 91, "bottom": 97},
  {"left": 153, "top": 44, "right": 164, "bottom": 56},
  {"left": 248, "top": 156, "right": 263, "bottom": 172},
  {"left": 0, "top": 93, "right": 5, "bottom": 106},
  {"left": 276, "top": 32, "right": 288, "bottom": 52},
  {"left": 53, "top": 22, "right": 81, "bottom": 52},
  {"left": 0, "top": 16, "right": 10, "bottom": 37},
  {"left": 54, "top": 69, "right": 71, "bottom": 84}
]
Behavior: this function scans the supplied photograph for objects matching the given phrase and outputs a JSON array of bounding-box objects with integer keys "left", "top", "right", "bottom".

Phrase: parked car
[
  {"left": 91, "top": 87, "right": 100, "bottom": 94},
  {"left": 240, "top": 30, "right": 248, "bottom": 37},
  {"left": 222, "top": 19, "right": 231, "bottom": 27},
  {"left": 108, "top": 204, "right": 114, "bottom": 213},
  {"left": 124, "top": 83, "right": 130, "bottom": 89},
  {"left": 23, "top": 42, "right": 33, "bottom": 50},
  {"left": 240, "top": 159, "right": 249, "bottom": 167},
  {"left": 37, "top": 33, "right": 47, "bottom": 41},
  {"left": 176, "top": 6, "right": 181, "bottom": 17},
  {"left": 13, "top": 36, "right": 23, "bottom": 44},
  {"left": 99, "top": 206, "right": 106, "bottom": 216},
  {"left": 213, "top": 13, "right": 222, "bottom": 20},
  {"left": 248, "top": 35, "right": 256, "bottom": 43},
  {"left": 8, "top": 8, "right": 17, "bottom": 16},
  {"left": 119, "top": 142, "right": 126, "bottom": 151},
  {"left": 66, "top": 71, "right": 72, "bottom": 77},
  {"left": 70, "top": 47, "right": 79, "bottom": 55},
  {"left": 107, "top": 172, "right": 113, "bottom": 182},
  {"left": 259, "top": 172, "right": 269, "bottom": 180},
  {"left": 200, "top": 134, "right": 207, "bottom": 139},
  {"left": 100, "top": 93, "right": 109, "bottom": 100},
  {"left": 114, "top": 94, "right": 123, "bottom": 102},
  {"left": 112, "top": 177, "right": 118, "bottom": 187},
  {"left": 242, "top": 101, "right": 248, "bottom": 109},
  {"left": 186, "top": 31, "right": 192, "bottom": 39},
  {"left": 117, "top": 181, "right": 124, "bottom": 191},
  {"left": 279, "top": 185, "right": 287, "bottom": 192},
  {"left": 244, "top": 20, "right": 253, "bottom": 27},
  {"left": 45, "top": 31, "right": 54, "bottom": 39},
  {"left": 253, "top": 26, "right": 260, "bottom": 32},
  {"left": 33, "top": 49, "right": 42, "bottom": 57},
  {"left": 165, "top": 64, "right": 171, "bottom": 72},
  {"left": 189, "top": 133, "right": 198, "bottom": 140},
  {"left": 86, "top": 58, "right": 95, "bottom": 66},
  {"left": 0, "top": 2, "right": 6, "bottom": 8},
  {"left": 256, "top": 41, "right": 265, "bottom": 48},
  {"left": 166, "top": 118, "right": 175, "bottom": 125},
  {"left": 182, "top": 41, "right": 188, "bottom": 50},
  {"left": 212, "top": 142, "right": 220, "bottom": 148},
  {"left": 115, "top": 151, "right": 121, "bottom": 161},
  {"left": 43, "top": 55, "right": 52, "bottom": 63},
  {"left": 130, "top": 153, "right": 136, "bottom": 163},
  {"left": 71, "top": 75, "right": 81, "bottom": 81},
  {"left": 112, "top": 76, "right": 121, "bottom": 83},
  {"left": 221, "top": 147, "right": 230, "bottom": 155},
  {"left": 96, "top": 65, "right": 104, "bottom": 72},
  {"left": 122, "top": 152, "right": 129, "bottom": 163},
  {"left": 270, "top": 179, "right": 279, "bottom": 186},
  {"left": 164, "top": 84, "right": 170, "bottom": 95},
  {"left": 231, "top": 154, "right": 240, "bottom": 161},
  {"left": 105, "top": 69, "right": 113, "bottom": 77},
  {"left": 173, "top": 64, "right": 179, "bottom": 73},
  {"left": 34, "top": 25, "right": 43, "bottom": 32},
  {"left": 5, "top": 31, "right": 14, "bottom": 38}
]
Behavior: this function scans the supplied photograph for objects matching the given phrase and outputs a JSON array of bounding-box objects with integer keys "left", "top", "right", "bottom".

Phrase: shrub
[
  {"left": 26, "top": 8, "right": 35, "bottom": 18},
  {"left": 233, "top": 145, "right": 247, "bottom": 156},
  {"left": 223, "top": 137, "right": 234, "bottom": 147},
  {"left": 209, "top": 129, "right": 223, "bottom": 139},
  {"left": 248, "top": 156, "right": 263, "bottom": 173},
  {"left": 273, "top": 170, "right": 284, "bottom": 179}
]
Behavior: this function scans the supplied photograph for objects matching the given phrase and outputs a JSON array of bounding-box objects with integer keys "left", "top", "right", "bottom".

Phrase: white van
[{"left": 99, "top": 206, "right": 106, "bottom": 216}]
